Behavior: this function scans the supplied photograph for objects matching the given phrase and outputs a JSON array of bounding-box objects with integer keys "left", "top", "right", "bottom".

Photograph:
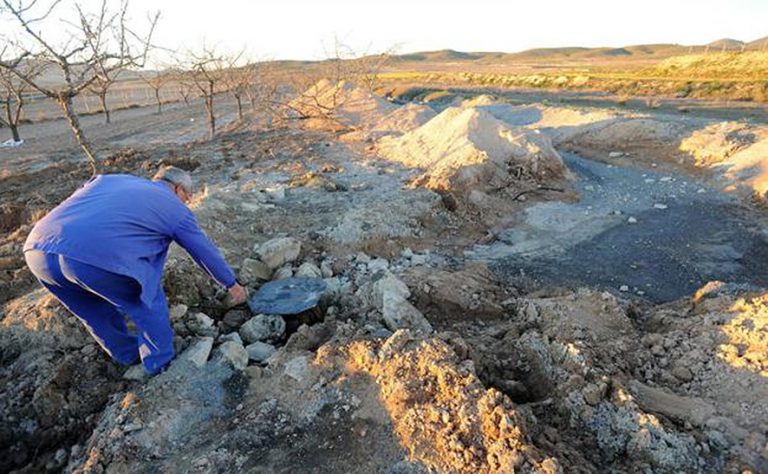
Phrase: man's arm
[{"left": 172, "top": 210, "right": 237, "bottom": 289}]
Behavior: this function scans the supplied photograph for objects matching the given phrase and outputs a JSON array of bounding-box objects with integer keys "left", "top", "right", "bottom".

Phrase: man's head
[{"left": 153, "top": 166, "right": 194, "bottom": 204}]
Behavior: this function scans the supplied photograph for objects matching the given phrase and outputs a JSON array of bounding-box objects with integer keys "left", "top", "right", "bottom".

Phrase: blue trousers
[{"left": 25, "top": 250, "right": 174, "bottom": 374}]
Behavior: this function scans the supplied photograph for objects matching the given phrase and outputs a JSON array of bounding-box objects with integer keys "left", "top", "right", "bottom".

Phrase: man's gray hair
[{"left": 152, "top": 166, "right": 194, "bottom": 193}]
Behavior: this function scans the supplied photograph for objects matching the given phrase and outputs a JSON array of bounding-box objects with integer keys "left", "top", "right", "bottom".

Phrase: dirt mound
[
  {"left": 675, "top": 120, "right": 768, "bottom": 199},
  {"left": 679, "top": 122, "right": 759, "bottom": 166},
  {"left": 460, "top": 94, "right": 498, "bottom": 107},
  {"left": 289, "top": 79, "right": 397, "bottom": 131},
  {"left": 681, "top": 124, "right": 768, "bottom": 199},
  {"left": 376, "top": 107, "right": 569, "bottom": 199},
  {"left": 372, "top": 102, "right": 437, "bottom": 135},
  {"left": 566, "top": 117, "right": 687, "bottom": 150},
  {"left": 65, "top": 322, "right": 557, "bottom": 473}
]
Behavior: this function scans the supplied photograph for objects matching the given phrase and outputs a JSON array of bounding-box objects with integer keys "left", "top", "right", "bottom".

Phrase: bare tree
[
  {"left": 284, "top": 40, "right": 395, "bottom": 127},
  {"left": 184, "top": 46, "right": 226, "bottom": 140},
  {"left": 177, "top": 76, "right": 195, "bottom": 105},
  {"left": 219, "top": 52, "right": 250, "bottom": 121},
  {"left": 142, "top": 69, "right": 171, "bottom": 114},
  {"left": 0, "top": 0, "right": 158, "bottom": 174},
  {"left": 0, "top": 50, "right": 40, "bottom": 142},
  {"left": 242, "top": 61, "right": 283, "bottom": 127}
]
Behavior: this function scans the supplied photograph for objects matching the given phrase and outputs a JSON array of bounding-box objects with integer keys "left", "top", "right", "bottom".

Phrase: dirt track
[{"left": 482, "top": 152, "right": 768, "bottom": 302}]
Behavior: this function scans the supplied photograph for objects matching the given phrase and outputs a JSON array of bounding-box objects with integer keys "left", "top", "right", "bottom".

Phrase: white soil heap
[
  {"left": 376, "top": 106, "right": 569, "bottom": 196},
  {"left": 372, "top": 102, "right": 437, "bottom": 135}
]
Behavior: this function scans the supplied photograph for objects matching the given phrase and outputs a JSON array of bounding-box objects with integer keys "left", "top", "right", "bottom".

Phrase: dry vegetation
[{"left": 379, "top": 51, "right": 768, "bottom": 103}]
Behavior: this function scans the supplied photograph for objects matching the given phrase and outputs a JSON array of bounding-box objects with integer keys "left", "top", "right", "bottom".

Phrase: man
[{"left": 24, "top": 166, "right": 247, "bottom": 375}]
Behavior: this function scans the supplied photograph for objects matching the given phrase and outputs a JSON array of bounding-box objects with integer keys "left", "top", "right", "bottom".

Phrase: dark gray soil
[{"left": 485, "top": 153, "right": 768, "bottom": 302}]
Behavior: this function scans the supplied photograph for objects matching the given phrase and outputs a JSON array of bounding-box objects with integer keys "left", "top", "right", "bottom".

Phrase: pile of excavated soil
[
  {"left": 464, "top": 103, "right": 621, "bottom": 145},
  {"left": 376, "top": 106, "right": 569, "bottom": 199},
  {"left": 289, "top": 79, "right": 397, "bottom": 131},
  {"left": 677, "top": 121, "right": 768, "bottom": 198},
  {"left": 340, "top": 102, "right": 438, "bottom": 143},
  {"left": 678, "top": 122, "right": 760, "bottom": 167},
  {"left": 372, "top": 102, "right": 437, "bottom": 135},
  {"left": 564, "top": 117, "right": 688, "bottom": 151}
]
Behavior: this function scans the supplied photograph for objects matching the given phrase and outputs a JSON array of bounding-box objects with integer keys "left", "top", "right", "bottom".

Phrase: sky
[
  {"left": 3, "top": 0, "right": 768, "bottom": 62},
  {"left": 128, "top": 0, "right": 768, "bottom": 61}
]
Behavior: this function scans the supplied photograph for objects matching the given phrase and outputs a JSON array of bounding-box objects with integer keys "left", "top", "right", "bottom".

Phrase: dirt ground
[{"left": 1, "top": 84, "right": 768, "bottom": 473}]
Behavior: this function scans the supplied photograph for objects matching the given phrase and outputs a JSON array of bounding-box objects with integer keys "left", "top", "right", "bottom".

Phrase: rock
[
  {"left": 367, "top": 258, "right": 389, "bottom": 273},
  {"left": 401, "top": 247, "right": 414, "bottom": 259},
  {"left": 264, "top": 186, "right": 286, "bottom": 202},
  {"left": 220, "top": 332, "right": 243, "bottom": 345},
  {"left": 239, "top": 258, "right": 272, "bottom": 283},
  {"left": 273, "top": 266, "right": 294, "bottom": 280},
  {"left": 240, "top": 314, "right": 286, "bottom": 344},
  {"left": 123, "top": 422, "right": 143, "bottom": 433},
  {"left": 627, "top": 217, "right": 638, "bottom": 224},
  {"left": 411, "top": 254, "right": 427, "bottom": 265},
  {"left": 382, "top": 292, "right": 433, "bottom": 333},
  {"left": 187, "top": 312, "right": 218, "bottom": 337},
  {"left": 182, "top": 337, "right": 214, "bottom": 368},
  {"left": 356, "top": 252, "right": 371, "bottom": 264},
  {"left": 221, "top": 309, "right": 250, "bottom": 331},
  {"left": 629, "top": 380, "right": 716, "bottom": 426},
  {"left": 169, "top": 304, "right": 188, "bottom": 320},
  {"left": 320, "top": 260, "right": 334, "bottom": 278},
  {"left": 671, "top": 365, "right": 694, "bottom": 382},
  {"left": 660, "top": 176, "right": 673, "bottom": 182},
  {"left": 582, "top": 383, "right": 605, "bottom": 406},
  {"left": 295, "top": 262, "right": 322, "bottom": 278},
  {"left": 653, "top": 203, "right": 668, "bottom": 210},
  {"left": 609, "top": 151, "right": 624, "bottom": 158},
  {"left": 212, "top": 341, "right": 249, "bottom": 370},
  {"left": 284, "top": 355, "right": 310, "bottom": 382},
  {"left": 651, "top": 344, "right": 666, "bottom": 356},
  {"left": 369, "top": 272, "right": 411, "bottom": 310},
  {"left": 256, "top": 237, "right": 301, "bottom": 270},
  {"left": 246, "top": 341, "right": 277, "bottom": 363},
  {"left": 122, "top": 364, "right": 148, "bottom": 381},
  {"left": 619, "top": 285, "right": 629, "bottom": 292}
]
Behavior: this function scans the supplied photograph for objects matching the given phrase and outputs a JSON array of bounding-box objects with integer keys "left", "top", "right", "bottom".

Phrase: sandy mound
[
  {"left": 376, "top": 107, "right": 569, "bottom": 197},
  {"left": 289, "top": 79, "right": 397, "bottom": 131},
  {"left": 456, "top": 101, "right": 620, "bottom": 145},
  {"left": 678, "top": 122, "right": 768, "bottom": 198},
  {"left": 340, "top": 102, "right": 438, "bottom": 143},
  {"left": 715, "top": 137, "right": 768, "bottom": 197},
  {"left": 460, "top": 94, "right": 498, "bottom": 107},
  {"left": 679, "top": 122, "right": 759, "bottom": 166},
  {"left": 372, "top": 102, "right": 437, "bottom": 135},
  {"left": 566, "top": 117, "right": 686, "bottom": 149}
]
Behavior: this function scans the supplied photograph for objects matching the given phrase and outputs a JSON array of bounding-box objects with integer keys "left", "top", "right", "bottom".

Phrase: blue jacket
[{"left": 24, "top": 174, "right": 237, "bottom": 305}]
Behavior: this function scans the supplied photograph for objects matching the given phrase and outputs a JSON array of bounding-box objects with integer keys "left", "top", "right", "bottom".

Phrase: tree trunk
[
  {"left": 235, "top": 95, "right": 243, "bottom": 120},
  {"left": 98, "top": 91, "right": 110, "bottom": 124},
  {"left": 59, "top": 94, "right": 99, "bottom": 175},
  {"left": 206, "top": 81, "right": 215, "bottom": 140},
  {"left": 155, "top": 88, "right": 162, "bottom": 114},
  {"left": 9, "top": 123, "right": 20, "bottom": 142},
  {"left": 245, "top": 90, "right": 257, "bottom": 113}
]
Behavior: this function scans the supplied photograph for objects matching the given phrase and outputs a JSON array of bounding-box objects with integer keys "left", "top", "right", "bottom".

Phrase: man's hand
[{"left": 226, "top": 283, "right": 247, "bottom": 307}]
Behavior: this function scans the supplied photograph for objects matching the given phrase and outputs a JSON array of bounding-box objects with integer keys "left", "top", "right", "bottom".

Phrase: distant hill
[
  {"left": 390, "top": 38, "right": 768, "bottom": 65},
  {"left": 707, "top": 38, "right": 745, "bottom": 51},
  {"left": 395, "top": 49, "right": 484, "bottom": 62},
  {"left": 747, "top": 36, "right": 768, "bottom": 49}
]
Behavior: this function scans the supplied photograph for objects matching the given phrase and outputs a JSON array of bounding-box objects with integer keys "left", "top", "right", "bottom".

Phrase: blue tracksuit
[{"left": 24, "top": 174, "right": 236, "bottom": 373}]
